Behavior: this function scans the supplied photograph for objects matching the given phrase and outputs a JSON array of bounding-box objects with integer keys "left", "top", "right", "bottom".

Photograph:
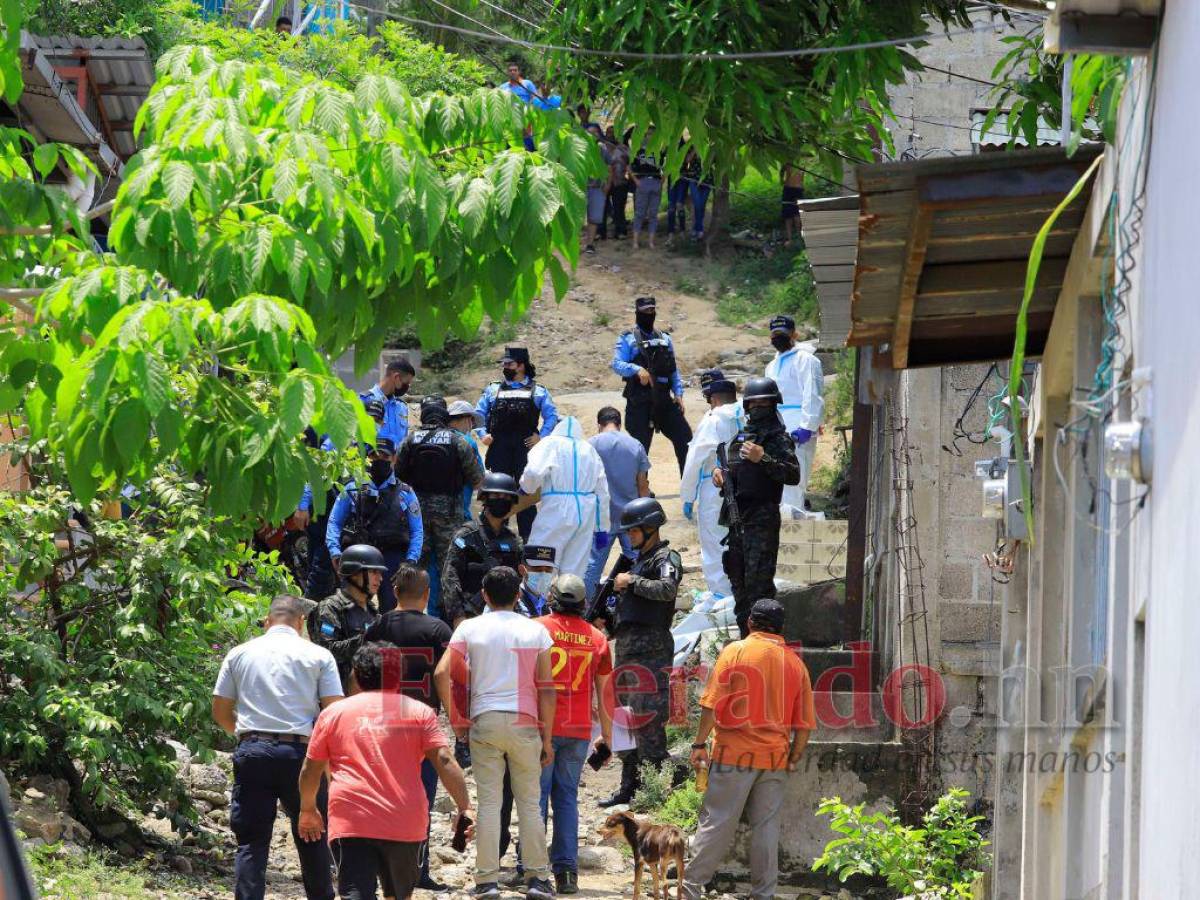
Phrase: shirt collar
[
  {"left": 503, "top": 376, "right": 532, "bottom": 387},
  {"left": 748, "top": 631, "right": 786, "bottom": 645},
  {"left": 266, "top": 624, "right": 299, "bottom": 638}
]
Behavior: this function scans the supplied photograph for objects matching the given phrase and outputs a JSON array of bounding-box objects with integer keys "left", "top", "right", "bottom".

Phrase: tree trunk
[{"left": 702, "top": 177, "right": 731, "bottom": 259}]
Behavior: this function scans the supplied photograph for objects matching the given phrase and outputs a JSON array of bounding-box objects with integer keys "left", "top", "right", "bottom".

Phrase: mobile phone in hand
[
  {"left": 451, "top": 812, "right": 473, "bottom": 852},
  {"left": 587, "top": 741, "right": 612, "bottom": 771}
]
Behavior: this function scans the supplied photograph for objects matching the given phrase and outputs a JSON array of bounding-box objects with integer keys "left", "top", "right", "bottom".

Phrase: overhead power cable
[{"left": 341, "top": 3, "right": 1011, "bottom": 62}]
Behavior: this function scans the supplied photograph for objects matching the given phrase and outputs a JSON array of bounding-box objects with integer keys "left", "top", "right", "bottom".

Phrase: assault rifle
[
  {"left": 716, "top": 440, "right": 744, "bottom": 541},
  {"left": 585, "top": 552, "right": 635, "bottom": 633}
]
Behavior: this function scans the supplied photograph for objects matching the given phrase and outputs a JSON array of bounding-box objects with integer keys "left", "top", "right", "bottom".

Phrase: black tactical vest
[
  {"left": 487, "top": 382, "right": 539, "bottom": 437},
  {"left": 339, "top": 482, "right": 412, "bottom": 554},
  {"left": 631, "top": 329, "right": 677, "bottom": 379},
  {"left": 406, "top": 427, "right": 461, "bottom": 495},
  {"left": 459, "top": 522, "right": 523, "bottom": 617},
  {"left": 614, "top": 545, "right": 678, "bottom": 630},
  {"left": 729, "top": 426, "right": 786, "bottom": 508}
]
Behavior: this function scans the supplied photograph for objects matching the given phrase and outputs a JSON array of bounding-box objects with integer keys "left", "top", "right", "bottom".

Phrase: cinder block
[
  {"left": 938, "top": 562, "right": 976, "bottom": 601},
  {"left": 940, "top": 599, "right": 1002, "bottom": 644},
  {"left": 943, "top": 472, "right": 984, "bottom": 520},
  {"left": 813, "top": 519, "right": 849, "bottom": 541},
  {"left": 944, "top": 516, "right": 1000, "bottom": 560}
]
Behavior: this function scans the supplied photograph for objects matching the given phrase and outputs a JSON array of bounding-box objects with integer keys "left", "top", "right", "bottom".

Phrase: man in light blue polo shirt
[
  {"left": 583, "top": 406, "right": 651, "bottom": 598},
  {"left": 359, "top": 357, "right": 416, "bottom": 447},
  {"left": 212, "top": 595, "right": 343, "bottom": 900}
]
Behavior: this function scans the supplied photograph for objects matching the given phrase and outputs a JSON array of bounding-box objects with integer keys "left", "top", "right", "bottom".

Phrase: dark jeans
[
  {"left": 420, "top": 758, "right": 438, "bottom": 882},
  {"left": 539, "top": 736, "right": 590, "bottom": 873},
  {"left": 626, "top": 399, "right": 693, "bottom": 475},
  {"left": 305, "top": 514, "right": 336, "bottom": 601},
  {"left": 690, "top": 182, "right": 712, "bottom": 235},
  {"left": 666, "top": 179, "right": 688, "bottom": 233},
  {"left": 230, "top": 739, "right": 334, "bottom": 900},
  {"left": 331, "top": 837, "right": 421, "bottom": 900},
  {"left": 603, "top": 184, "right": 630, "bottom": 239}
]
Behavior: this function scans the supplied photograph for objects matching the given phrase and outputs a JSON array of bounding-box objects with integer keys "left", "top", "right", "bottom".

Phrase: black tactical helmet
[
  {"left": 340, "top": 544, "right": 388, "bottom": 575},
  {"left": 617, "top": 497, "right": 667, "bottom": 533},
  {"left": 479, "top": 471, "right": 520, "bottom": 497},
  {"left": 549, "top": 574, "right": 587, "bottom": 613},
  {"left": 742, "top": 376, "right": 783, "bottom": 404}
]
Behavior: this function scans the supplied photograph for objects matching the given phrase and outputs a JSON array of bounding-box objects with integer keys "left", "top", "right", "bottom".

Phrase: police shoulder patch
[
  {"left": 660, "top": 560, "right": 679, "bottom": 582},
  {"left": 320, "top": 622, "right": 336, "bottom": 636},
  {"left": 455, "top": 536, "right": 467, "bottom": 548}
]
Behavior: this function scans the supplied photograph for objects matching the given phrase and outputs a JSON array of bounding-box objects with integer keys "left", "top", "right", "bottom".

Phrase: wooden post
[{"left": 844, "top": 348, "right": 871, "bottom": 644}]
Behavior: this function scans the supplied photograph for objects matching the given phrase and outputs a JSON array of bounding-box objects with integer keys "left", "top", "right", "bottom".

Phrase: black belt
[{"left": 238, "top": 731, "right": 309, "bottom": 744}]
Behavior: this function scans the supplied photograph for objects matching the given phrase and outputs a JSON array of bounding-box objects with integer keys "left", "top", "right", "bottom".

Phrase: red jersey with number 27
[{"left": 537, "top": 612, "right": 612, "bottom": 740}]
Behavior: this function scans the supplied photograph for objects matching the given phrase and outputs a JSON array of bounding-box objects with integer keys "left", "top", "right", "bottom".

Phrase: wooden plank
[
  {"left": 806, "top": 245, "right": 858, "bottom": 265},
  {"left": 924, "top": 232, "right": 1078, "bottom": 264},
  {"left": 811, "top": 264, "right": 855, "bottom": 282},
  {"left": 918, "top": 258, "right": 1069, "bottom": 297},
  {"left": 891, "top": 205, "right": 933, "bottom": 369},
  {"left": 844, "top": 350, "right": 870, "bottom": 643}
]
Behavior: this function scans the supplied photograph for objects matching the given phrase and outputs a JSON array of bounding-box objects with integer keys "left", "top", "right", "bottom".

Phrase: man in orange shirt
[
  {"left": 536, "top": 575, "right": 614, "bottom": 895},
  {"left": 683, "top": 599, "right": 814, "bottom": 900}
]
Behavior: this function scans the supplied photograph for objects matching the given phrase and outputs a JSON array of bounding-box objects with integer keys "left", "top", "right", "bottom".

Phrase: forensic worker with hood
[
  {"left": 476, "top": 347, "right": 559, "bottom": 539},
  {"left": 680, "top": 370, "right": 743, "bottom": 597},
  {"left": 764, "top": 315, "right": 824, "bottom": 514},
  {"left": 519, "top": 416, "right": 611, "bottom": 581}
]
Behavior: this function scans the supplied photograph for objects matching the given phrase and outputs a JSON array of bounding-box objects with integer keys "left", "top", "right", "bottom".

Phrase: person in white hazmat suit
[
  {"left": 680, "top": 370, "right": 743, "bottom": 597},
  {"left": 765, "top": 314, "right": 824, "bottom": 514},
  {"left": 519, "top": 415, "right": 611, "bottom": 579}
]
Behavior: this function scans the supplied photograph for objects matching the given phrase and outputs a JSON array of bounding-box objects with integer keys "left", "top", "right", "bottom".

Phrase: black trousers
[
  {"left": 605, "top": 185, "right": 630, "bottom": 238},
  {"left": 331, "top": 837, "right": 421, "bottom": 900},
  {"left": 230, "top": 739, "right": 334, "bottom": 900},
  {"left": 723, "top": 505, "right": 782, "bottom": 637},
  {"left": 625, "top": 399, "right": 692, "bottom": 475}
]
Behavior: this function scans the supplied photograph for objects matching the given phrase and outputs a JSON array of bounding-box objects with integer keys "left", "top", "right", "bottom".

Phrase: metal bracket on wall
[{"left": 975, "top": 456, "right": 1030, "bottom": 540}]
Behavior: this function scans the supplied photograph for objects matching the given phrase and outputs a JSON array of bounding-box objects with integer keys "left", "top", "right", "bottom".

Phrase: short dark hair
[
  {"left": 386, "top": 357, "right": 416, "bottom": 377},
  {"left": 268, "top": 594, "right": 308, "bottom": 621},
  {"left": 597, "top": 406, "right": 622, "bottom": 427},
  {"left": 482, "top": 566, "right": 520, "bottom": 607},
  {"left": 352, "top": 641, "right": 405, "bottom": 691},
  {"left": 392, "top": 562, "right": 430, "bottom": 601},
  {"left": 275, "top": 15, "right": 292, "bottom": 27}
]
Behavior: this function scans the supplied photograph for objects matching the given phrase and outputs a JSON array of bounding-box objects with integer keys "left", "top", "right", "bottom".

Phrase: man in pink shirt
[{"left": 298, "top": 642, "right": 473, "bottom": 900}]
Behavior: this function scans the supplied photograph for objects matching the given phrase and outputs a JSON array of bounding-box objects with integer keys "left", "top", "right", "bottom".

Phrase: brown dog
[{"left": 598, "top": 810, "right": 686, "bottom": 900}]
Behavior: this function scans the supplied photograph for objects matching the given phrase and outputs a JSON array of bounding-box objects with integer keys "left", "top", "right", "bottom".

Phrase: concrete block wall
[{"left": 777, "top": 519, "right": 848, "bottom": 585}]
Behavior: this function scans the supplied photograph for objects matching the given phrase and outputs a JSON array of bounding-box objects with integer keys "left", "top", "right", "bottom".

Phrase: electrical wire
[
  {"left": 340, "top": 2, "right": 1011, "bottom": 62},
  {"left": 919, "top": 64, "right": 999, "bottom": 88}
]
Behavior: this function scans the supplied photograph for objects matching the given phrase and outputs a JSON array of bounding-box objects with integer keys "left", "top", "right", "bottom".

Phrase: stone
[
  {"left": 27, "top": 776, "right": 70, "bottom": 810},
  {"left": 15, "top": 805, "right": 64, "bottom": 842},
  {"left": 576, "top": 845, "right": 622, "bottom": 872},
  {"left": 60, "top": 814, "right": 87, "bottom": 842},
  {"left": 94, "top": 820, "right": 127, "bottom": 839},
  {"left": 166, "top": 740, "right": 193, "bottom": 773},
  {"left": 22, "top": 787, "right": 46, "bottom": 802},
  {"left": 187, "top": 763, "right": 228, "bottom": 794},
  {"left": 56, "top": 841, "right": 86, "bottom": 860},
  {"left": 170, "top": 855, "right": 194, "bottom": 875},
  {"left": 777, "top": 579, "right": 845, "bottom": 647},
  {"left": 192, "top": 789, "right": 228, "bottom": 809},
  {"left": 21, "top": 837, "right": 46, "bottom": 852}
]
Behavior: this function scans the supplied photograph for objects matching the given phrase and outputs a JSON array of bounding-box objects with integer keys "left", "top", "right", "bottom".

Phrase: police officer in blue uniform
[
  {"left": 611, "top": 296, "right": 692, "bottom": 474},
  {"left": 475, "top": 347, "right": 559, "bottom": 539},
  {"left": 325, "top": 437, "right": 424, "bottom": 613},
  {"left": 359, "top": 357, "right": 416, "bottom": 446}
]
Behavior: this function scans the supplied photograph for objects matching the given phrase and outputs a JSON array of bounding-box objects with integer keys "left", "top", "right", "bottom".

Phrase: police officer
[
  {"left": 611, "top": 296, "right": 692, "bottom": 474},
  {"left": 396, "top": 396, "right": 485, "bottom": 619},
  {"left": 312, "top": 543, "right": 385, "bottom": 691},
  {"left": 476, "top": 347, "right": 559, "bottom": 539},
  {"left": 712, "top": 377, "right": 800, "bottom": 637},
  {"left": 359, "top": 357, "right": 416, "bottom": 446},
  {"left": 326, "top": 437, "right": 424, "bottom": 614},
  {"left": 598, "top": 497, "right": 682, "bottom": 808},
  {"left": 440, "top": 472, "right": 525, "bottom": 627}
]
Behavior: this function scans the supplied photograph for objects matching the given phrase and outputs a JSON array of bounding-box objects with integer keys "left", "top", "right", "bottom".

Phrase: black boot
[{"left": 599, "top": 754, "right": 640, "bottom": 808}]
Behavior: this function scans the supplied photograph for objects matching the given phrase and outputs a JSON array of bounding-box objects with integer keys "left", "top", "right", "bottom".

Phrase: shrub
[
  {"left": 632, "top": 762, "right": 704, "bottom": 832},
  {"left": 716, "top": 249, "right": 818, "bottom": 328},
  {"left": 813, "top": 789, "right": 990, "bottom": 898}
]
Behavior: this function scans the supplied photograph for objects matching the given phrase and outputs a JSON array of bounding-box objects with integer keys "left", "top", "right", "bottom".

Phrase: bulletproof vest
[
  {"left": 339, "top": 482, "right": 412, "bottom": 553},
  {"left": 614, "top": 545, "right": 677, "bottom": 630},
  {"left": 459, "top": 523, "right": 523, "bottom": 616},
  {"left": 406, "top": 427, "right": 461, "bottom": 495},
  {"left": 487, "top": 382, "right": 539, "bottom": 437},
  {"left": 729, "top": 422, "right": 786, "bottom": 508},
  {"left": 631, "top": 329, "right": 677, "bottom": 379}
]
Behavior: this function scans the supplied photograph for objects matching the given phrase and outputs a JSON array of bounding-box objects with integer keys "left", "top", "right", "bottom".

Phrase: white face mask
[{"left": 526, "top": 571, "right": 554, "bottom": 597}]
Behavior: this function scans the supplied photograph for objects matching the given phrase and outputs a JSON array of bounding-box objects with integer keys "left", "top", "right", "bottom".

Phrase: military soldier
[
  {"left": 475, "top": 347, "right": 559, "bottom": 539},
  {"left": 611, "top": 296, "right": 692, "bottom": 474},
  {"left": 396, "top": 396, "right": 485, "bottom": 619},
  {"left": 312, "top": 544, "right": 385, "bottom": 691},
  {"left": 598, "top": 497, "right": 682, "bottom": 808},
  {"left": 325, "top": 437, "right": 424, "bottom": 613},
  {"left": 713, "top": 376, "right": 801, "bottom": 637},
  {"left": 440, "top": 472, "right": 526, "bottom": 628}
]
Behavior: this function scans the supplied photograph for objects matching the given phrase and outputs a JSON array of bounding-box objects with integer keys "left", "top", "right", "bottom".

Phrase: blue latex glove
[
  {"left": 593, "top": 531, "right": 611, "bottom": 551},
  {"left": 790, "top": 426, "right": 815, "bottom": 445},
  {"left": 682, "top": 502, "right": 694, "bottom": 522}
]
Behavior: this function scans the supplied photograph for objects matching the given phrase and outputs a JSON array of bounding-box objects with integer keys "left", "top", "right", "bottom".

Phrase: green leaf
[
  {"left": 111, "top": 400, "right": 150, "bottom": 468},
  {"left": 131, "top": 351, "right": 171, "bottom": 416},
  {"left": 162, "top": 160, "right": 195, "bottom": 210},
  {"left": 32, "top": 143, "right": 59, "bottom": 179},
  {"left": 280, "top": 373, "right": 316, "bottom": 435},
  {"left": 320, "top": 382, "right": 358, "bottom": 450},
  {"left": 526, "top": 166, "right": 562, "bottom": 227},
  {"left": 492, "top": 152, "right": 525, "bottom": 217}
]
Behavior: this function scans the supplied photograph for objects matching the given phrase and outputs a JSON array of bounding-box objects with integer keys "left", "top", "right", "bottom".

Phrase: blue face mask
[{"left": 526, "top": 571, "right": 554, "bottom": 597}]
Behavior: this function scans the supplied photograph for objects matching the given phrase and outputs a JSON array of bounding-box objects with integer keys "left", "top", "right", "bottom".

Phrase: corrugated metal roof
[
  {"left": 797, "top": 196, "right": 859, "bottom": 351},
  {"left": 849, "top": 145, "right": 1103, "bottom": 369}
]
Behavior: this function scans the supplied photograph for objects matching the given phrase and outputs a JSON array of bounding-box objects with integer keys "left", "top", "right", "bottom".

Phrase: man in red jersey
[{"left": 536, "top": 575, "right": 614, "bottom": 895}]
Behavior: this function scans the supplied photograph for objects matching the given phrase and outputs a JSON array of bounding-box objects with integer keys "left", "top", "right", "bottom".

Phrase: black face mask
[
  {"left": 391, "top": 382, "right": 409, "bottom": 398},
  {"left": 502, "top": 367, "right": 519, "bottom": 382},
  {"left": 748, "top": 406, "right": 778, "bottom": 427},
  {"left": 484, "top": 497, "right": 514, "bottom": 520},
  {"left": 636, "top": 312, "right": 656, "bottom": 332},
  {"left": 369, "top": 458, "right": 393, "bottom": 486},
  {"left": 771, "top": 333, "right": 793, "bottom": 352}
]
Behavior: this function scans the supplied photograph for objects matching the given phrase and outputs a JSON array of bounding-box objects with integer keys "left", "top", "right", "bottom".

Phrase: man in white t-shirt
[{"left": 435, "top": 566, "right": 557, "bottom": 900}]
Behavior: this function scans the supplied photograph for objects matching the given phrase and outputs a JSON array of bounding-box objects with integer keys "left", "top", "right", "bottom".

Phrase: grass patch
[
  {"left": 385, "top": 317, "right": 517, "bottom": 395},
  {"left": 728, "top": 167, "right": 782, "bottom": 234},
  {"left": 26, "top": 841, "right": 189, "bottom": 899},
  {"left": 632, "top": 762, "right": 705, "bottom": 832},
  {"left": 674, "top": 273, "right": 709, "bottom": 296},
  {"left": 715, "top": 248, "right": 818, "bottom": 328},
  {"left": 593, "top": 309, "right": 613, "bottom": 327}
]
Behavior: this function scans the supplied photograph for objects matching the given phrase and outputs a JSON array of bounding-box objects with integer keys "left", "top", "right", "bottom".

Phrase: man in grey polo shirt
[{"left": 212, "top": 594, "right": 343, "bottom": 900}]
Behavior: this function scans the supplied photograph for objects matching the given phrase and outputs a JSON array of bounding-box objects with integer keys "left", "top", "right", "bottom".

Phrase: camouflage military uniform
[
  {"left": 719, "top": 420, "right": 801, "bottom": 636},
  {"left": 439, "top": 516, "right": 524, "bottom": 625},
  {"left": 612, "top": 539, "right": 683, "bottom": 770},
  {"left": 312, "top": 589, "right": 380, "bottom": 691}
]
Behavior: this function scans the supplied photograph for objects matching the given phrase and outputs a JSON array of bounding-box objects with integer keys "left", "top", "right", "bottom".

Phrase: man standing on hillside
[
  {"left": 683, "top": 599, "right": 814, "bottom": 900},
  {"left": 583, "top": 406, "right": 650, "bottom": 599},
  {"left": 211, "top": 594, "right": 342, "bottom": 900},
  {"left": 764, "top": 315, "right": 824, "bottom": 515},
  {"left": 611, "top": 296, "right": 692, "bottom": 474}
]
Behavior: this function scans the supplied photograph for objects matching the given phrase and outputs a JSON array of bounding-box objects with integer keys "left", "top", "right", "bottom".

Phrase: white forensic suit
[
  {"left": 679, "top": 402, "right": 743, "bottom": 597},
  {"left": 520, "top": 416, "right": 611, "bottom": 579},
  {"left": 765, "top": 342, "right": 824, "bottom": 513}
]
